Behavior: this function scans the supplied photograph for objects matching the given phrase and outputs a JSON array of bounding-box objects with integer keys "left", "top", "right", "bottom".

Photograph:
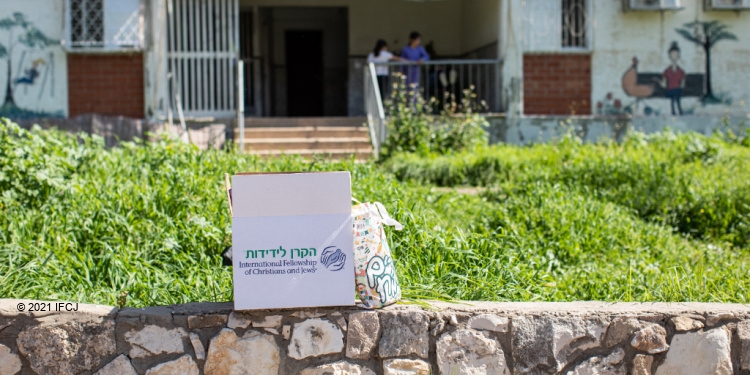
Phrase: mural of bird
[{"left": 622, "top": 57, "right": 655, "bottom": 98}]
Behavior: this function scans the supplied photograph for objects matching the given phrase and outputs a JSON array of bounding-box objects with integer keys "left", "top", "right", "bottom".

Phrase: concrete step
[
  {"left": 241, "top": 117, "right": 367, "bottom": 128},
  {"left": 247, "top": 148, "right": 374, "bottom": 161},
  {"left": 238, "top": 126, "right": 369, "bottom": 139},
  {"left": 235, "top": 117, "right": 373, "bottom": 160},
  {"left": 241, "top": 137, "right": 371, "bottom": 151}
]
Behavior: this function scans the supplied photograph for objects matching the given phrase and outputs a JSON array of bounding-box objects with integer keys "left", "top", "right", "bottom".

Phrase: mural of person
[
  {"left": 14, "top": 58, "right": 45, "bottom": 86},
  {"left": 656, "top": 42, "right": 686, "bottom": 116}
]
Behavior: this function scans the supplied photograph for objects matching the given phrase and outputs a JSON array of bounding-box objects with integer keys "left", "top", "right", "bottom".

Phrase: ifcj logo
[{"left": 320, "top": 246, "right": 346, "bottom": 271}]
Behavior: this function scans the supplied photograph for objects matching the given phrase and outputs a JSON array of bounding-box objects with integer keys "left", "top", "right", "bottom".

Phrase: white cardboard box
[{"left": 231, "top": 171, "right": 355, "bottom": 310}]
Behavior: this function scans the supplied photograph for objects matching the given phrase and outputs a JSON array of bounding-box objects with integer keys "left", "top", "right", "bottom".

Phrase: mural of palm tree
[
  {"left": 675, "top": 21, "right": 737, "bottom": 104},
  {"left": 0, "top": 12, "right": 57, "bottom": 112}
]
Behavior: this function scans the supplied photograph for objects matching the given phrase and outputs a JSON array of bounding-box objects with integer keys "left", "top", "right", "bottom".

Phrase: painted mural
[
  {"left": 598, "top": 21, "right": 738, "bottom": 117},
  {"left": 0, "top": 2, "right": 66, "bottom": 119}
]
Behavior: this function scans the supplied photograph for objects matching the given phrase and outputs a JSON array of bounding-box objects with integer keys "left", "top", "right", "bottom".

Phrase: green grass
[{"left": 1, "top": 119, "right": 748, "bottom": 307}]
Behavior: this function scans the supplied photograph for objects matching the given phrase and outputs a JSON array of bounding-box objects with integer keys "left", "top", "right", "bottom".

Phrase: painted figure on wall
[
  {"left": 0, "top": 12, "right": 58, "bottom": 117},
  {"left": 617, "top": 48, "right": 704, "bottom": 116},
  {"left": 611, "top": 21, "right": 738, "bottom": 117},
  {"left": 14, "top": 58, "right": 44, "bottom": 86},
  {"left": 655, "top": 42, "right": 686, "bottom": 116}
]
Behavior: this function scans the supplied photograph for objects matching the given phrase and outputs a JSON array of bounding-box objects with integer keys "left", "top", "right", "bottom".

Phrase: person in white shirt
[{"left": 367, "top": 39, "right": 402, "bottom": 99}]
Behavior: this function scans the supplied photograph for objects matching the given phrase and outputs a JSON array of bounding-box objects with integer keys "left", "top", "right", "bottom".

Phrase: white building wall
[
  {"left": 500, "top": 0, "right": 525, "bottom": 116},
  {"left": 462, "top": 0, "right": 500, "bottom": 56},
  {"left": 591, "top": 0, "right": 750, "bottom": 116},
  {"left": 0, "top": 0, "right": 68, "bottom": 118}
]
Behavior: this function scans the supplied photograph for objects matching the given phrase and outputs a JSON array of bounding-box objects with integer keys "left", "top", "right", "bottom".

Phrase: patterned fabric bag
[{"left": 352, "top": 200, "right": 404, "bottom": 308}]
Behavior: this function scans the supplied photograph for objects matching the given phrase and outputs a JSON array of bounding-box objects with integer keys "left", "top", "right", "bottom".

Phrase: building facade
[
  {"left": 504, "top": 0, "right": 750, "bottom": 118},
  {"left": 0, "top": 0, "right": 748, "bottom": 122}
]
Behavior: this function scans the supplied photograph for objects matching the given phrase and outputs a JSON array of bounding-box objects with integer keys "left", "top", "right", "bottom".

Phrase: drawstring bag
[{"left": 351, "top": 199, "right": 403, "bottom": 308}]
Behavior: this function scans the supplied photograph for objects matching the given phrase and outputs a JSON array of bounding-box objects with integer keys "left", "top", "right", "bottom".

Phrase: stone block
[
  {"left": 118, "top": 306, "right": 173, "bottom": 326},
  {"left": 738, "top": 320, "right": 750, "bottom": 370},
  {"left": 252, "top": 315, "right": 282, "bottom": 329},
  {"left": 603, "top": 317, "right": 642, "bottom": 347},
  {"left": 564, "top": 348, "right": 625, "bottom": 375},
  {"left": 124, "top": 325, "right": 187, "bottom": 358},
  {"left": 430, "top": 316, "right": 446, "bottom": 337},
  {"left": 654, "top": 327, "right": 733, "bottom": 375},
  {"left": 630, "top": 323, "right": 668, "bottom": 354},
  {"left": 670, "top": 315, "right": 704, "bottom": 332},
  {"left": 16, "top": 319, "right": 115, "bottom": 375},
  {"left": 299, "top": 361, "right": 376, "bottom": 375},
  {"left": 383, "top": 358, "right": 430, "bottom": 375},
  {"left": 706, "top": 313, "right": 735, "bottom": 326},
  {"left": 189, "top": 332, "right": 205, "bottom": 361},
  {"left": 346, "top": 311, "right": 381, "bottom": 360},
  {"left": 512, "top": 315, "right": 609, "bottom": 374},
  {"left": 378, "top": 311, "right": 430, "bottom": 358},
  {"left": 468, "top": 314, "right": 509, "bottom": 333},
  {"left": 632, "top": 354, "right": 653, "bottom": 375},
  {"left": 204, "top": 329, "right": 280, "bottom": 375},
  {"left": 226, "top": 312, "right": 252, "bottom": 329},
  {"left": 0, "top": 343, "right": 22, "bottom": 375},
  {"left": 145, "top": 355, "right": 199, "bottom": 375},
  {"left": 288, "top": 318, "right": 344, "bottom": 359},
  {"left": 94, "top": 354, "right": 138, "bottom": 375},
  {"left": 187, "top": 314, "right": 228, "bottom": 329},
  {"left": 329, "top": 312, "right": 347, "bottom": 332},
  {"left": 437, "top": 329, "right": 510, "bottom": 375}
]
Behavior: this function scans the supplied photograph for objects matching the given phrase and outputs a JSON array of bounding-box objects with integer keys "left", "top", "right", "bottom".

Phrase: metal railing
[
  {"left": 364, "top": 59, "right": 502, "bottom": 157},
  {"left": 364, "top": 63, "right": 386, "bottom": 157},
  {"left": 373, "top": 59, "right": 501, "bottom": 112}
]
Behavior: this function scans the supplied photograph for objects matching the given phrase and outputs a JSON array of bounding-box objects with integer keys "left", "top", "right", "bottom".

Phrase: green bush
[
  {"left": 379, "top": 74, "right": 488, "bottom": 160},
  {"left": 385, "top": 130, "right": 750, "bottom": 248}
]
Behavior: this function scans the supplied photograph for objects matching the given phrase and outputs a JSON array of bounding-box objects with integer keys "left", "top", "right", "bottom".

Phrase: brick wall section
[
  {"left": 68, "top": 53, "right": 144, "bottom": 118},
  {"left": 523, "top": 54, "right": 592, "bottom": 115}
]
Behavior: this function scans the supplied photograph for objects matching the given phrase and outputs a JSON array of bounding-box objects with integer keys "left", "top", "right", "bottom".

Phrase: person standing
[
  {"left": 400, "top": 32, "right": 430, "bottom": 90},
  {"left": 657, "top": 41, "right": 686, "bottom": 116},
  {"left": 367, "top": 39, "right": 402, "bottom": 99}
]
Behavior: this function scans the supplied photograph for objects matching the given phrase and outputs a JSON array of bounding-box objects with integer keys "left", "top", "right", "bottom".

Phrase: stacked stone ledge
[{"left": 0, "top": 299, "right": 749, "bottom": 374}]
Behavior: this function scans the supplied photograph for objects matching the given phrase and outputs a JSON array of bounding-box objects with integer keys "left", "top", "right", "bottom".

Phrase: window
[
  {"left": 71, "top": 0, "right": 104, "bottom": 47},
  {"left": 562, "top": 0, "right": 587, "bottom": 48},
  {"left": 66, "top": 0, "right": 142, "bottom": 51},
  {"left": 524, "top": 0, "right": 590, "bottom": 52}
]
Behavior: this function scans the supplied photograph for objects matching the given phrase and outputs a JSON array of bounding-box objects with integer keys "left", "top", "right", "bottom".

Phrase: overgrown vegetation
[
  {"left": 1, "top": 119, "right": 748, "bottom": 306},
  {"left": 378, "top": 74, "right": 488, "bottom": 160}
]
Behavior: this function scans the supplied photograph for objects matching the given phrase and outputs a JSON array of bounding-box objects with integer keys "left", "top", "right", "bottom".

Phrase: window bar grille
[{"left": 562, "top": 0, "right": 587, "bottom": 48}]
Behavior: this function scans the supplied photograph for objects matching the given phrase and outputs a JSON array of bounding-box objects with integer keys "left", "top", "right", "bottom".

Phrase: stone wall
[
  {"left": 487, "top": 114, "right": 750, "bottom": 145},
  {"left": 12, "top": 115, "right": 231, "bottom": 150},
  {"left": 1, "top": 300, "right": 749, "bottom": 375}
]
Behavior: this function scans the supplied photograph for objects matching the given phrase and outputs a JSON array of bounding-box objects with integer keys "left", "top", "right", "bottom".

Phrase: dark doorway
[{"left": 285, "top": 30, "right": 323, "bottom": 116}]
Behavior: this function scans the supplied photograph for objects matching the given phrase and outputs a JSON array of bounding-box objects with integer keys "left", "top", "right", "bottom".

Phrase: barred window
[
  {"left": 71, "top": 0, "right": 104, "bottom": 47},
  {"left": 524, "top": 0, "right": 589, "bottom": 52},
  {"left": 562, "top": 0, "right": 587, "bottom": 48}
]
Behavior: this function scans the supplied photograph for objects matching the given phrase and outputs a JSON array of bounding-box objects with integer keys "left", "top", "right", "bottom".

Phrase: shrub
[
  {"left": 379, "top": 74, "right": 488, "bottom": 160},
  {"left": 385, "top": 130, "right": 750, "bottom": 248}
]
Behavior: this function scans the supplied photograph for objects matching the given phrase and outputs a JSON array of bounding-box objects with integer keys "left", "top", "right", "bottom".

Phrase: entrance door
[{"left": 285, "top": 30, "right": 323, "bottom": 117}]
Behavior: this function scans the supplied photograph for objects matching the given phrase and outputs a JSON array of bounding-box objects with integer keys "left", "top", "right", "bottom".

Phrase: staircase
[{"left": 235, "top": 117, "right": 373, "bottom": 160}]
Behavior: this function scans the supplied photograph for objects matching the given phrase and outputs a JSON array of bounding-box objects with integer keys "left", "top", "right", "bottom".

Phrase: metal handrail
[
  {"left": 364, "top": 62, "right": 386, "bottom": 158},
  {"left": 372, "top": 59, "right": 500, "bottom": 66}
]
